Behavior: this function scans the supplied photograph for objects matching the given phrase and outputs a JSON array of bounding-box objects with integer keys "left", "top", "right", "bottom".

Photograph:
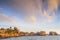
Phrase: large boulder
[
  {"left": 29, "top": 32, "right": 35, "bottom": 36},
  {"left": 39, "top": 31, "right": 47, "bottom": 36},
  {"left": 49, "top": 31, "right": 58, "bottom": 36}
]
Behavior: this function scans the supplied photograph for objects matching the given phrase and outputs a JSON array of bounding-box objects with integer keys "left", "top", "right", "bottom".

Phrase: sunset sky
[{"left": 0, "top": 0, "right": 60, "bottom": 33}]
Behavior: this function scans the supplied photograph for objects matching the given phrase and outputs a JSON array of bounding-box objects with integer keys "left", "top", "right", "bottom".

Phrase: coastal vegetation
[{"left": 0, "top": 27, "right": 58, "bottom": 38}]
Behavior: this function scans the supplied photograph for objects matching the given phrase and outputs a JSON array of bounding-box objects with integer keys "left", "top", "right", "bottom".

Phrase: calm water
[{"left": 0, "top": 36, "right": 60, "bottom": 40}]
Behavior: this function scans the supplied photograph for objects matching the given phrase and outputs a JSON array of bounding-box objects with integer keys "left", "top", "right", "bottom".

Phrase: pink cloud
[{"left": 0, "top": 14, "right": 19, "bottom": 25}]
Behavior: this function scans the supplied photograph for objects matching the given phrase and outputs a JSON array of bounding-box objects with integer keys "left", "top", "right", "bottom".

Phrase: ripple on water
[{"left": 0, "top": 36, "right": 60, "bottom": 40}]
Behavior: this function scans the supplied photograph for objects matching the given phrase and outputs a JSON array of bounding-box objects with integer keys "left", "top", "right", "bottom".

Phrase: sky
[{"left": 0, "top": 0, "right": 60, "bottom": 33}]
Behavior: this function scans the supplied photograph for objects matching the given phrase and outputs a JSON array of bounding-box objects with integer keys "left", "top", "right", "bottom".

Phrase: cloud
[
  {"left": 47, "top": 0, "right": 58, "bottom": 22},
  {"left": 30, "top": 16, "right": 37, "bottom": 23},
  {"left": 11, "top": 0, "right": 42, "bottom": 23},
  {"left": 0, "top": 8, "right": 3, "bottom": 10},
  {"left": 0, "top": 14, "right": 11, "bottom": 21},
  {"left": 23, "top": 0, "right": 58, "bottom": 23},
  {"left": 42, "top": 0, "right": 58, "bottom": 22},
  {"left": 10, "top": 0, "right": 59, "bottom": 23},
  {"left": 25, "top": 15, "right": 37, "bottom": 23},
  {"left": 43, "top": 10, "right": 56, "bottom": 22},
  {"left": 0, "top": 14, "right": 18, "bottom": 26},
  {"left": 48, "top": 0, "right": 58, "bottom": 11}
]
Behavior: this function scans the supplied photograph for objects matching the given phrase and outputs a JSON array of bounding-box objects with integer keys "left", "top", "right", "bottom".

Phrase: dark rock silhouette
[{"left": 49, "top": 31, "right": 58, "bottom": 36}]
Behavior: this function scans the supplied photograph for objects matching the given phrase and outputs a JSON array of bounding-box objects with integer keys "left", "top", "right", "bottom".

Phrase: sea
[{"left": 0, "top": 36, "right": 60, "bottom": 40}]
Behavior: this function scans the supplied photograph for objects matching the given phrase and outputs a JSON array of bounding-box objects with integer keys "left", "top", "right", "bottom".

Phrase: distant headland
[{"left": 0, "top": 27, "right": 58, "bottom": 38}]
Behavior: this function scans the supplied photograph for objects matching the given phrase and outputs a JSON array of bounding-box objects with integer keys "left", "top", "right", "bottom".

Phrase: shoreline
[
  {"left": 0, "top": 35, "right": 60, "bottom": 39},
  {"left": 0, "top": 27, "right": 58, "bottom": 39}
]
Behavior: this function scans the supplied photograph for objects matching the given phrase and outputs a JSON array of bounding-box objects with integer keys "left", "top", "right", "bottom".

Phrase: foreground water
[{"left": 0, "top": 36, "right": 60, "bottom": 40}]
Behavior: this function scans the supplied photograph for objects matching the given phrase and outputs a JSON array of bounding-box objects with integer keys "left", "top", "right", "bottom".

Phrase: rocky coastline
[{"left": 0, "top": 27, "right": 58, "bottom": 38}]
